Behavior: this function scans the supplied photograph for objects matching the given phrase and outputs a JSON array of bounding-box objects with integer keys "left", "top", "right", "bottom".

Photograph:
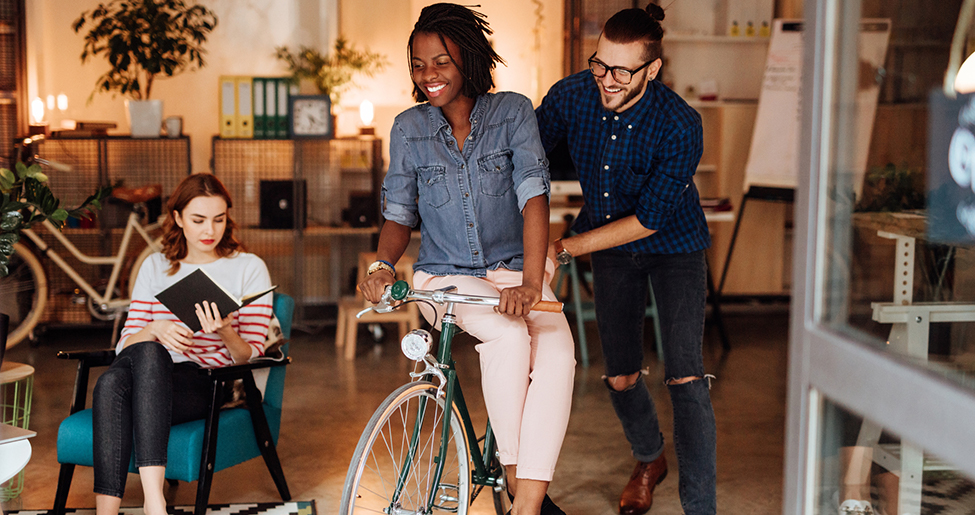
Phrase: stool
[
  {"left": 552, "top": 258, "right": 663, "bottom": 368},
  {"left": 335, "top": 252, "right": 421, "bottom": 360},
  {"left": 1, "top": 361, "right": 34, "bottom": 500}
]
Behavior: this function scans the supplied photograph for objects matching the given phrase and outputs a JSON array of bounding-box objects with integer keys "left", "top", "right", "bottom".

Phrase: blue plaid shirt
[{"left": 536, "top": 70, "right": 711, "bottom": 254}]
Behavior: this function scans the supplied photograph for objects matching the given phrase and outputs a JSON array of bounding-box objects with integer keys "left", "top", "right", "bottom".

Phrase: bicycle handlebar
[{"left": 358, "top": 280, "right": 563, "bottom": 318}]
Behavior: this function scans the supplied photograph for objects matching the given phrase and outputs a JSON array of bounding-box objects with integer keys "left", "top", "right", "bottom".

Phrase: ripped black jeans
[{"left": 591, "top": 248, "right": 717, "bottom": 515}]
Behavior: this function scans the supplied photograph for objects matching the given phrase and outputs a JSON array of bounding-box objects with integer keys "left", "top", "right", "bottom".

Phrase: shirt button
[
  {"left": 603, "top": 192, "right": 609, "bottom": 197},
  {"left": 602, "top": 116, "right": 606, "bottom": 121},
  {"left": 460, "top": 164, "right": 465, "bottom": 169},
  {"left": 468, "top": 223, "right": 474, "bottom": 228},
  {"left": 611, "top": 135, "right": 617, "bottom": 140},
  {"left": 628, "top": 124, "right": 633, "bottom": 130},
  {"left": 614, "top": 115, "right": 619, "bottom": 121},
  {"left": 465, "top": 192, "right": 470, "bottom": 197},
  {"left": 605, "top": 215, "right": 611, "bottom": 219},
  {"left": 474, "top": 250, "right": 479, "bottom": 256},
  {"left": 604, "top": 165, "right": 609, "bottom": 170}
]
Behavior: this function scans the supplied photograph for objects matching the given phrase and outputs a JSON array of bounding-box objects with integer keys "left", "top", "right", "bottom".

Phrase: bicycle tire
[
  {"left": 341, "top": 381, "right": 471, "bottom": 515},
  {"left": 128, "top": 236, "right": 162, "bottom": 299},
  {"left": 1, "top": 243, "right": 48, "bottom": 349}
]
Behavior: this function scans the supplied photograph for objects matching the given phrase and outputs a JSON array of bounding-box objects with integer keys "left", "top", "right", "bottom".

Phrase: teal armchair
[{"left": 52, "top": 293, "right": 295, "bottom": 515}]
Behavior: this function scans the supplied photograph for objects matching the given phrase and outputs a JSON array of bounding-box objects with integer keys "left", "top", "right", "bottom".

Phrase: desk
[
  {"left": 1, "top": 361, "right": 34, "bottom": 500},
  {"left": 854, "top": 211, "right": 971, "bottom": 515}
]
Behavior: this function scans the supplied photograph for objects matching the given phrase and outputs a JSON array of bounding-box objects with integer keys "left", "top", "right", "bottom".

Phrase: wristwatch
[
  {"left": 554, "top": 239, "right": 573, "bottom": 265},
  {"left": 367, "top": 260, "right": 395, "bottom": 276}
]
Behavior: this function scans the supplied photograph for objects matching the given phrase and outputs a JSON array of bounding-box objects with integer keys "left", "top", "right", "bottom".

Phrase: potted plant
[
  {"left": 73, "top": 0, "right": 218, "bottom": 137},
  {"left": 275, "top": 37, "right": 388, "bottom": 126},
  {"left": 0, "top": 162, "right": 110, "bottom": 277}
]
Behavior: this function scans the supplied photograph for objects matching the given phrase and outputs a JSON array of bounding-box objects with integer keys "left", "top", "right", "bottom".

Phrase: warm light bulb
[
  {"left": 46, "top": 95, "right": 55, "bottom": 110},
  {"left": 57, "top": 93, "right": 68, "bottom": 111},
  {"left": 30, "top": 97, "right": 44, "bottom": 123},
  {"left": 359, "top": 100, "right": 374, "bottom": 126}
]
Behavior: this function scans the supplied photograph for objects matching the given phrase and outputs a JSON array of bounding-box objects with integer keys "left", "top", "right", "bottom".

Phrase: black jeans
[
  {"left": 92, "top": 342, "right": 218, "bottom": 498},
  {"left": 591, "top": 248, "right": 717, "bottom": 515}
]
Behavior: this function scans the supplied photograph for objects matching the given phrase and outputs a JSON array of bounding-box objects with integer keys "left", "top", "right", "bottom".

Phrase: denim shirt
[{"left": 382, "top": 92, "right": 550, "bottom": 277}]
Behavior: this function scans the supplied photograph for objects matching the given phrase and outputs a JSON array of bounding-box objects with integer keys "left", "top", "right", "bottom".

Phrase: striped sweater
[{"left": 119, "top": 252, "right": 273, "bottom": 368}]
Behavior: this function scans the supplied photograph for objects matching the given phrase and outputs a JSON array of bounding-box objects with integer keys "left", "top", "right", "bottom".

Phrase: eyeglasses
[{"left": 588, "top": 52, "right": 654, "bottom": 85}]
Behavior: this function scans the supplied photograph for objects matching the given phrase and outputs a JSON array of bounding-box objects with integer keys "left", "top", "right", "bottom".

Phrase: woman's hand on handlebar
[
  {"left": 358, "top": 269, "right": 396, "bottom": 304},
  {"left": 498, "top": 284, "right": 542, "bottom": 317}
]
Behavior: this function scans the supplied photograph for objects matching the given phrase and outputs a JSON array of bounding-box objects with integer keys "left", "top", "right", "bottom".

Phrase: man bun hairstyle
[
  {"left": 603, "top": 2, "right": 666, "bottom": 62},
  {"left": 408, "top": 3, "right": 505, "bottom": 102}
]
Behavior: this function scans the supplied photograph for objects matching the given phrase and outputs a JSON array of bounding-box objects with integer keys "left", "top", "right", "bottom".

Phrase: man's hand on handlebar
[
  {"left": 498, "top": 284, "right": 542, "bottom": 317},
  {"left": 358, "top": 269, "right": 396, "bottom": 304}
]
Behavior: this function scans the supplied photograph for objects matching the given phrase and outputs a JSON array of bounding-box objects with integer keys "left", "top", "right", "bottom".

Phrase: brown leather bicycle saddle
[{"left": 112, "top": 184, "right": 162, "bottom": 204}]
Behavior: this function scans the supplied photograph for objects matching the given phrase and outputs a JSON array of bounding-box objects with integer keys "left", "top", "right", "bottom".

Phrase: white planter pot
[{"left": 125, "top": 99, "right": 163, "bottom": 138}]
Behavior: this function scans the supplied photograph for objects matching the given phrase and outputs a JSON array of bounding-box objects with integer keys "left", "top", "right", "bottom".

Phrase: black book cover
[{"left": 154, "top": 268, "right": 276, "bottom": 333}]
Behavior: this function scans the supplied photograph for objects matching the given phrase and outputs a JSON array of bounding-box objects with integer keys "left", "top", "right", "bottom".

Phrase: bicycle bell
[{"left": 401, "top": 329, "right": 433, "bottom": 361}]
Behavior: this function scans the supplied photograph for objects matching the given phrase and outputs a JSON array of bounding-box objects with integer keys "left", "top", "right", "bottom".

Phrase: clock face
[{"left": 291, "top": 96, "right": 332, "bottom": 137}]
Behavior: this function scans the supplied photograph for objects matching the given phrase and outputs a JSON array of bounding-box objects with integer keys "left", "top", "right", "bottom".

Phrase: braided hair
[
  {"left": 408, "top": 3, "right": 505, "bottom": 102},
  {"left": 603, "top": 3, "right": 666, "bottom": 62}
]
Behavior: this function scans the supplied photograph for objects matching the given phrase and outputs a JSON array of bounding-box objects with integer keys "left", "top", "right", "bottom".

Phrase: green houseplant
[
  {"left": 73, "top": 0, "right": 218, "bottom": 136},
  {"left": 275, "top": 37, "right": 388, "bottom": 106},
  {"left": 0, "top": 162, "right": 110, "bottom": 277}
]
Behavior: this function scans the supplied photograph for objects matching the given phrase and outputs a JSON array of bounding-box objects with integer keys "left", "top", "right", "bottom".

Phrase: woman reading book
[
  {"left": 91, "top": 173, "right": 273, "bottom": 515},
  {"left": 356, "top": 5, "right": 575, "bottom": 515}
]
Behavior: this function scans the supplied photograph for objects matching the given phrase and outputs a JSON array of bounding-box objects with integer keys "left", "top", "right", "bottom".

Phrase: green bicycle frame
[{"left": 389, "top": 304, "right": 504, "bottom": 512}]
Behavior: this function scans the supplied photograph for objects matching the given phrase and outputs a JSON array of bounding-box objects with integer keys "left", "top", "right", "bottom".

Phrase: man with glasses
[{"left": 536, "top": 4, "right": 717, "bottom": 515}]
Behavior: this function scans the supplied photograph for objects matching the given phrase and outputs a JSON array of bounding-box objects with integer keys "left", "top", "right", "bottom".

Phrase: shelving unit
[{"left": 210, "top": 137, "right": 384, "bottom": 326}]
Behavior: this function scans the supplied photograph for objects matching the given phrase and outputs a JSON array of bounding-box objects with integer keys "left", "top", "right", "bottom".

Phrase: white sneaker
[{"left": 840, "top": 499, "right": 874, "bottom": 514}]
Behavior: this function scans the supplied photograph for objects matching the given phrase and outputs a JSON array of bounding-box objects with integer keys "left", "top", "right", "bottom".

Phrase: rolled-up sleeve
[
  {"left": 508, "top": 95, "right": 550, "bottom": 212},
  {"left": 381, "top": 121, "right": 420, "bottom": 227},
  {"left": 637, "top": 123, "right": 703, "bottom": 230}
]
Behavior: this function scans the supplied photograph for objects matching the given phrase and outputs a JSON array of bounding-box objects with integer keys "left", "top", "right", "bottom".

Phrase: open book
[{"left": 154, "top": 268, "right": 277, "bottom": 333}]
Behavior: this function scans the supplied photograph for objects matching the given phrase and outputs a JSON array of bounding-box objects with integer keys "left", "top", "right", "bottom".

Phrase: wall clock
[{"left": 289, "top": 95, "right": 333, "bottom": 139}]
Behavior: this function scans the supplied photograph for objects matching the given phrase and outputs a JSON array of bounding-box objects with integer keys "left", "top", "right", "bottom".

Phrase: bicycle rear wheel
[
  {"left": 341, "top": 381, "right": 471, "bottom": 515},
  {"left": 0, "top": 243, "right": 47, "bottom": 348}
]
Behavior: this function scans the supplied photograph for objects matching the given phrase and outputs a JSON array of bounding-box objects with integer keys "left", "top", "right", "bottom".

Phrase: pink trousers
[{"left": 414, "top": 261, "right": 575, "bottom": 481}]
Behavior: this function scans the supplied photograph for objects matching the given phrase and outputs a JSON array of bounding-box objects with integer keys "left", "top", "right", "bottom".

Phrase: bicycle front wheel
[
  {"left": 341, "top": 381, "right": 471, "bottom": 515},
  {"left": 0, "top": 243, "right": 48, "bottom": 349}
]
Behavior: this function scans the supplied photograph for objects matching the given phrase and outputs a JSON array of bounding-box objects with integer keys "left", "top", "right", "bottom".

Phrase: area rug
[{"left": 5, "top": 501, "right": 315, "bottom": 515}]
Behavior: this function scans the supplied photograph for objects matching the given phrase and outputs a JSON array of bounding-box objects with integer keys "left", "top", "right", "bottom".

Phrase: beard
[{"left": 596, "top": 78, "right": 648, "bottom": 113}]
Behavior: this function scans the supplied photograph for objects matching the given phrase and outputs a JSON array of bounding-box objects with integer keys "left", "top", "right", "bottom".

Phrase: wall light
[{"left": 57, "top": 93, "right": 68, "bottom": 111}]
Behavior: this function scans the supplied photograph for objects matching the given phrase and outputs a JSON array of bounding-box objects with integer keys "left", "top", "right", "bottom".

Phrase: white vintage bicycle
[{"left": 0, "top": 144, "right": 165, "bottom": 348}]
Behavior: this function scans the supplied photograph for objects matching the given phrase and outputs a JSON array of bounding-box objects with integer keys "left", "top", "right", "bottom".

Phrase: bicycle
[
  {"left": 0, "top": 139, "right": 165, "bottom": 348},
  {"left": 340, "top": 280, "right": 562, "bottom": 515}
]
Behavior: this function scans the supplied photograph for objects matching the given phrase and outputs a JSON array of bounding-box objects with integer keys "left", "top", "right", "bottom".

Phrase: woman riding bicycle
[
  {"left": 90, "top": 174, "right": 273, "bottom": 515},
  {"left": 357, "top": 4, "right": 575, "bottom": 515}
]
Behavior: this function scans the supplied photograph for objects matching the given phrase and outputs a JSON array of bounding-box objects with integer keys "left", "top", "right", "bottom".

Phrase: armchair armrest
[
  {"left": 197, "top": 356, "right": 291, "bottom": 381},
  {"left": 56, "top": 348, "right": 117, "bottom": 415}
]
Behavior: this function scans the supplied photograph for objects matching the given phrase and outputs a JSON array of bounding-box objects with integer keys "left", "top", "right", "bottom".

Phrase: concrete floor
[{"left": 2, "top": 307, "right": 788, "bottom": 514}]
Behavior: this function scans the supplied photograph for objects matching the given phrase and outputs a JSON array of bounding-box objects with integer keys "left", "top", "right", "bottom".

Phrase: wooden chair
[
  {"left": 335, "top": 252, "right": 421, "bottom": 360},
  {"left": 52, "top": 293, "right": 295, "bottom": 515}
]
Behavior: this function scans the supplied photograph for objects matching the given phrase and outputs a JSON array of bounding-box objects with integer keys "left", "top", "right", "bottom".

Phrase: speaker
[
  {"left": 260, "top": 180, "right": 307, "bottom": 229},
  {"left": 342, "top": 190, "right": 377, "bottom": 228}
]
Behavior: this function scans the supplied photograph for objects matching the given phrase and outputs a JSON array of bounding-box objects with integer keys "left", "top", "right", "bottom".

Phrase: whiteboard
[{"left": 743, "top": 19, "right": 891, "bottom": 196}]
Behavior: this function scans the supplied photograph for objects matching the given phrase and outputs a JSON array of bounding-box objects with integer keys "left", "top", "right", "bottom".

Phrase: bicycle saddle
[{"left": 112, "top": 184, "right": 162, "bottom": 204}]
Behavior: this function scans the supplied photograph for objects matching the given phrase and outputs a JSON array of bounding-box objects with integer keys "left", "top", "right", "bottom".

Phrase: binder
[
  {"left": 264, "top": 78, "right": 277, "bottom": 139},
  {"left": 253, "top": 78, "right": 266, "bottom": 139},
  {"left": 219, "top": 76, "right": 237, "bottom": 138},
  {"left": 275, "top": 78, "right": 289, "bottom": 138},
  {"left": 235, "top": 77, "right": 254, "bottom": 138}
]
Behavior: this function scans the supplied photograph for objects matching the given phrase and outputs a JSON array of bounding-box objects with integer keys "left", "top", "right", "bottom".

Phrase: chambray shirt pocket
[
  {"left": 418, "top": 165, "right": 450, "bottom": 208},
  {"left": 477, "top": 150, "right": 514, "bottom": 197}
]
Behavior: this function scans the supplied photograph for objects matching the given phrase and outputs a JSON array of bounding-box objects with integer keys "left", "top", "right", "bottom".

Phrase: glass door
[{"left": 787, "top": 0, "right": 975, "bottom": 514}]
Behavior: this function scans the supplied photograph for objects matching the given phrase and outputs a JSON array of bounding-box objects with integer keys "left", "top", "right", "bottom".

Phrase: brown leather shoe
[{"left": 619, "top": 454, "right": 668, "bottom": 515}]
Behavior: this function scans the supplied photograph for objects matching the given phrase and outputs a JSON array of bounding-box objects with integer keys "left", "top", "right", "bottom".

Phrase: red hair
[{"left": 161, "top": 174, "right": 242, "bottom": 274}]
